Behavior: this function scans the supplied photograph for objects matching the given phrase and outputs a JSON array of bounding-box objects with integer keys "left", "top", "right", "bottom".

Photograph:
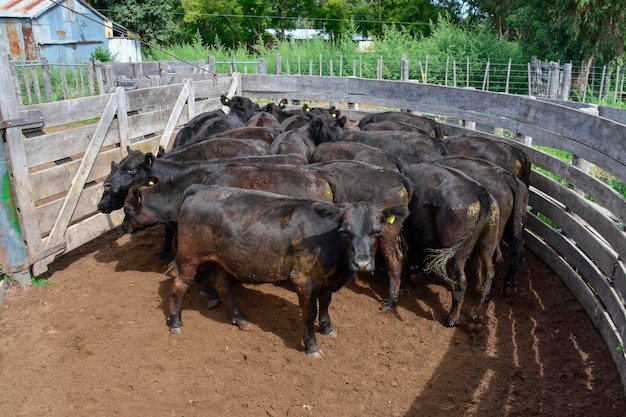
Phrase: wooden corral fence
[{"left": 1, "top": 57, "right": 625, "bottom": 393}]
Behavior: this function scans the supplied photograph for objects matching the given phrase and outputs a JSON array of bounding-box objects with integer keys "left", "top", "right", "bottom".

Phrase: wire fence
[{"left": 10, "top": 54, "right": 626, "bottom": 106}]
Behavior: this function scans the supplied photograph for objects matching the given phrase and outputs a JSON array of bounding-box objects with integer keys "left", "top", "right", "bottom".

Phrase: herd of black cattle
[{"left": 98, "top": 95, "right": 531, "bottom": 357}]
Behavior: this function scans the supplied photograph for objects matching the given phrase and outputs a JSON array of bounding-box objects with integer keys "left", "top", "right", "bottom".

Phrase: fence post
[
  {"left": 559, "top": 62, "right": 572, "bottom": 100},
  {"left": 208, "top": 55, "right": 216, "bottom": 75},
  {"left": 276, "top": 54, "right": 281, "bottom": 75},
  {"left": 461, "top": 87, "right": 476, "bottom": 130},
  {"left": 400, "top": 55, "right": 409, "bottom": 82},
  {"left": 258, "top": 58, "right": 266, "bottom": 74},
  {"left": 0, "top": 51, "right": 33, "bottom": 287},
  {"left": 505, "top": 58, "right": 512, "bottom": 94},
  {"left": 572, "top": 105, "right": 597, "bottom": 195},
  {"left": 614, "top": 66, "right": 621, "bottom": 102},
  {"left": 39, "top": 58, "right": 52, "bottom": 102}
]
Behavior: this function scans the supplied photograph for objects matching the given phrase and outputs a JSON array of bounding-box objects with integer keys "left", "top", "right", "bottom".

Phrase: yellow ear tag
[
  {"left": 147, "top": 180, "right": 155, "bottom": 186},
  {"left": 386, "top": 215, "right": 396, "bottom": 225},
  {"left": 332, "top": 113, "right": 337, "bottom": 118},
  {"left": 137, "top": 195, "right": 141, "bottom": 204},
  {"left": 225, "top": 98, "right": 229, "bottom": 102}
]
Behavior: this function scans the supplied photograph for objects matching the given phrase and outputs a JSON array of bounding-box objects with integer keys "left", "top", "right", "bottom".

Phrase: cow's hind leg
[
  {"left": 444, "top": 259, "right": 467, "bottom": 327},
  {"left": 158, "top": 223, "right": 177, "bottom": 259},
  {"left": 168, "top": 262, "right": 197, "bottom": 332},
  {"left": 211, "top": 266, "right": 251, "bottom": 331},
  {"left": 468, "top": 252, "right": 495, "bottom": 333}
]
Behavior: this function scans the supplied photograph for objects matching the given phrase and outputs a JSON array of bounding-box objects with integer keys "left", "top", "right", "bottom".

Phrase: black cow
[
  {"left": 170, "top": 109, "right": 225, "bottom": 149},
  {"left": 268, "top": 111, "right": 343, "bottom": 161},
  {"left": 403, "top": 162, "right": 500, "bottom": 330},
  {"left": 435, "top": 156, "right": 528, "bottom": 296},
  {"left": 245, "top": 111, "right": 281, "bottom": 127},
  {"left": 210, "top": 125, "right": 283, "bottom": 144},
  {"left": 163, "top": 137, "right": 270, "bottom": 161},
  {"left": 172, "top": 95, "right": 260, "bottom": 149},
  {"left": 310, "top": 141, "right": 405, "bottom": 172},
  {"left": 358, "top": 111, "right": 443, "bottom": 139},
  {"left": 332, "top": 130, "right": 449, "bottom": 166},
  {"left": 169, "top": 184, "right": 408, "bottom": 356},
  {"left": 444, "top": 135, "right": 532, "bottom": 186}
]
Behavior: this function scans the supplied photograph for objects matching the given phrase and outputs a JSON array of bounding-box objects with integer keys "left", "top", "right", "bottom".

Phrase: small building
[{"left": 0, "top": 0, "right": 141, "bottom": 63}]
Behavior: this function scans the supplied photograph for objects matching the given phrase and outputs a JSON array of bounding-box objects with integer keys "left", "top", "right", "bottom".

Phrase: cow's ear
[
  {"left": 145, "top": 153, "right": 155, "bottom": 167},
  {"left": 312, "top": 202, "right": 341, "bottom": 220},
  {"left": 110, "top": 160, "right": 118, "bottom": 172},
  {"left": 279, "top": 98, "right": 288, "bottom": 108},
  {"left": 337, "top": 116, "right": 347, "bottom": 129},
  {"left": 329, "top": 107, "right": 338, "bottom": 118},
  {"left": 146, "top": 176, "right": 159, "bottom": 187},
  {"left": 132, "top": 187, "right": 142, "bottom": 205},
  {"left": 381, "top": 206, "right": 409, "bottom": 225},
  {"left": 302, "top": 104, "right": 310, "bottom": 113},
  {"left": 156, "top": 146, "right": 166, "bottom": 158},
  {"left": 126, "top": 145, "right": 133, "bottom": 154},
  {"left": 220, "top": 95, "right": 229, "bottom": 105}
]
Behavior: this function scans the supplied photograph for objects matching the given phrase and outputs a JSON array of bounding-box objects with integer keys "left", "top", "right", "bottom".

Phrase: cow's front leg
[
  {"left": 297, "top": 289, "right": 321, "bottom": 357},
  {"left": 318, "top": 290, "right": 336, "bottom": 338},
  {"left": 168, "top": 263, "right": 196, "bottom": 332}
]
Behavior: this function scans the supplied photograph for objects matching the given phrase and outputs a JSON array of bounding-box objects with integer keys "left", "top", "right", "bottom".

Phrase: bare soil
[{"left": 1, "top": 226, "right": 625, "bottom": 417}]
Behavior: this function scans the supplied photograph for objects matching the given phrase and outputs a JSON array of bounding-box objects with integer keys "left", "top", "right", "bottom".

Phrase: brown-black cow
[
  {"left": 304, "top": 160, "right": 413, "bottom": 311},
  {"left": 434, "top": 156, "right": 529, "bottom": 296},
  {"left": 403, "top": 162, "right": 500, "bottom": 330},
  {"left": 169, "top": 184, "right": 408, "bottom": 356},
  {"left": 164, "top": 137, "right": 270, "bottom": 161},
  {"left": 444, "top": 135, "right": 532, "bottom": 186}
]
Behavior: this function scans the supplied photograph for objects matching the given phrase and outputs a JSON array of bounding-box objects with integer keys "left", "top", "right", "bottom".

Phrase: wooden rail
[{"left": 0, "top": 71, "right": 625, "bottom": 394}]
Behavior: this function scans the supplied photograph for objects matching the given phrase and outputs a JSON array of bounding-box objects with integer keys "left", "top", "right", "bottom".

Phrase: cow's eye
[{"left": 126, "top": 167, "right": 137, "bottom": 174}]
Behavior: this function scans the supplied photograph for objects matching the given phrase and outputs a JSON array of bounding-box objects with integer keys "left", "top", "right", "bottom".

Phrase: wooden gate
[{"left": 0, "top": 48, "right": 239, "bottom": 281}]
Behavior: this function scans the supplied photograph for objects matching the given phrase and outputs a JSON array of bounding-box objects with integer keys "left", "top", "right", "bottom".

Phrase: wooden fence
[{"left": 1, "top": 61, "right": 625, "bottom": 393}]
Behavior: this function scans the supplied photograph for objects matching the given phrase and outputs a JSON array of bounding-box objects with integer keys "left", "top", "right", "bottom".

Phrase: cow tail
[
  {"left": 422, "top": 182, "right": 494, "bottom": 285},
  {"left": 509, "top": 177, "right": 529, "bottom": 273}
]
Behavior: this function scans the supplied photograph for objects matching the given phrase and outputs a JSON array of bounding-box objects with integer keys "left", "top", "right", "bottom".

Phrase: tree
[
  {"left": 467, "top": 0, "right": 626, "bottom": 64},
  {"left": 91, "top": 0, "right": 181, "bottom": 45}
]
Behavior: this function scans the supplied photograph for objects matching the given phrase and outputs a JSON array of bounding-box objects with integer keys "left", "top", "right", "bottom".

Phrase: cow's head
[
  {"left": 316, "top": 202, "right": 409, "bottom": 273},
  {"left": 121, "top": 177, "right": 161, "bottom": 234},
  {"left": 103, "top": 147, "right": 156, "bottom": 195},
  {"left": 221, "top": 95, "right": 260, "bottom": 122},
  {"left": 309, "top": 113, "right": 347, "bottom": 145}
]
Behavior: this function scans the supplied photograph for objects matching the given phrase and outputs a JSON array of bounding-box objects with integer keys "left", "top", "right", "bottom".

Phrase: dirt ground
[{"left": 1, "top": 225, "right": 625, "bottom": 417}]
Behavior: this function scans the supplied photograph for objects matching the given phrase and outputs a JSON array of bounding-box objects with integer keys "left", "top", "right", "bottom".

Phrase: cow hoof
[
  {"left": 206, "top": 298, "right": 221, "bottom": 309},
  {"left": 322, "top": 329, "right": 337, "bottom": 339},
  {"left": 169, "top": 327, "right": 183, "bottom": 334},
  {"left": 234, "top": 319, "right": 252, "bottom": 331},
  {"left": 468, "top": 320, "right": 484, "bottom": 333},
  {"left": 381, "top": 299, "right": 396, "bottom": 312},
  {"left": 443, "top": 317, "right": 458, "bottom": 328},
  {"left": 307, "top": 349, "right": 324, "bottom": 358}
]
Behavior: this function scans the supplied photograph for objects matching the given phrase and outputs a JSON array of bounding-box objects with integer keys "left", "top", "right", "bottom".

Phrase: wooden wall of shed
[{"left": 2, "top": 72, "right": 625, "bottom": 394}]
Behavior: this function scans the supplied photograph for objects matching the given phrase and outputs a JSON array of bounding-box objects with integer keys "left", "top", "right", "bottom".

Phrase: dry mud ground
[{"left": 1, "top": 226, "right": 625, "bottom": 417}]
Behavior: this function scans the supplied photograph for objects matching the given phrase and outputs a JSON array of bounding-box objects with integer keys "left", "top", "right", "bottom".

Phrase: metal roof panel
[{"left": 0, "top": 0, "right": 57, "bottom": 18}]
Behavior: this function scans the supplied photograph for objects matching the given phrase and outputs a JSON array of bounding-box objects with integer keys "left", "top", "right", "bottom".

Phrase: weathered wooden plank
[
  {"left": 525, "top": 229, "right": 626, "bottom": 396},
  {"left": 124, "top": 83, "right": 185, "bottom": 112},
  {"left": 615, "top": 261, "right": 626, "bottom": 306},
  {"left": 526, "top": 213, "right": 626, "bottom": 339},
  {"left": 0, "top": 52, "right": 44, "bottom": 279},
  {"left": 159, "top": 79, "right": 192, "bottom": 152},
  {"left": 527, "top": 147, "right": 626, "bottom": 227},
  {"left": 20, "top": 95, "right": 111, "bottom": 128},
  {"left": 36, "top": 184, "right": 106, "bottom": 235},
  {"left": 530, "top": 171, "right": 626, "bottom": 259},
  {"left": 30, "top": 151, "right": 119, "bottom": 201},
  {"left": 528, "top": 186, "right": 618, "bottom": 279},
  {"left": 116, "top": 87, "right": 130, "bottom": 157}
]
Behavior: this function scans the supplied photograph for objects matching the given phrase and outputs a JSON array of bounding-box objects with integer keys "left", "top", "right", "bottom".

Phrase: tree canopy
[{"left": 92, "top": 0, "right": 626, "bottom": 64}]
